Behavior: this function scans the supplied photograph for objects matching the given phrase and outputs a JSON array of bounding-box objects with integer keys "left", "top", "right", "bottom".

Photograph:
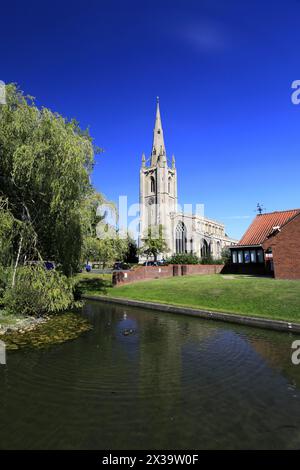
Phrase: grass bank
[{"left": 77, "top": 273, "right": 300, "bottom": 323}]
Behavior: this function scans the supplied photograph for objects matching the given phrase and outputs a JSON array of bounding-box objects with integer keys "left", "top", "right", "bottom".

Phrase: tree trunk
[{"left": 12, "top": 234, "right": 23, "bottom": 288}]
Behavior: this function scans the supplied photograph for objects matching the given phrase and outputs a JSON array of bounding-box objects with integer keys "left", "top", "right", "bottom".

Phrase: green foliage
[
  {"left": 124, "top": 237, "right": 138, "bottom": 264},
  {"left": 0, "top": 198, "right": 15, "bottom": 266},
  {"left": 0, "top": 84, "right": 97, "bottom": 275},
  {"left": 0, "top": 267, "right": 10, "bottom": 303},
  {"left": 3, "top": 266, "right": 77, "bottom": 316},
  {"left": 167, "top": 253, "right": 200, "bottom": 264},
  {"left": 200, "top": 254, "right": 214, "bottom": 264},
  {"left": 82, "top": 236, "right": 101, "bottom": 263},
  {"left": 82, "top": 233, "right": 129, "bottom": 268},
  {"left": 221, "top": 247, "right": 231, "bottom": 265},
  {"left": 80, "top": 190, "right": 105, "bottom": 239},
  {"left": 140, "top": 225, "right": 169, "bottom": 261},
  {"left": 200, "top": 254, "right": 224, "bottom": 265}
]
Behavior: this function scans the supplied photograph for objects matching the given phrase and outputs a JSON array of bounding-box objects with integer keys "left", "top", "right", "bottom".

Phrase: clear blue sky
[{"left": 1, "top": 0, "right": 300, "bottom": 239}]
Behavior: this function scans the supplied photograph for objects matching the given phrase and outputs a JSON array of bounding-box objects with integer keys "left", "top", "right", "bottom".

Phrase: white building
[{"left": 139, "top": 98, "right": 237, "bottom": 261}]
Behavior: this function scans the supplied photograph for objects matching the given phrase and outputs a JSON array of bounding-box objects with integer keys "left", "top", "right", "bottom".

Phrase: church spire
[{"left": 151, "top": 97, "right": 166, "bottom": 166}]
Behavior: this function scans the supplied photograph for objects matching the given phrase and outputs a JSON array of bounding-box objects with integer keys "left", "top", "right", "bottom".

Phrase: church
[{"left": 139, "top": 98, "right": 237, "bottom": 261}]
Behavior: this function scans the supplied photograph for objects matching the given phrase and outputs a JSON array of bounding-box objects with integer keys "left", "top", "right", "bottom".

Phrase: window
[
  {"left": 257, "top": 249, "right": 264, "bottom": 263},
  {"left": 232, "top": 251, "right": 238, "bottom": 263},
  {"left": 201, "top": 239, "right": 209, "bottom": 258},
  {"left": 244, "top": 250, "right": 250, "bottom": 263},
  {"left": 150, "top": 176, "right": 155, "bottom": 193},
  {"left": 168, "top": 177, "right": 171, "bottom": 193},
  {"left": 176, "top": 222, "right": 187, "bottom": 254},
  {"left": 238, "top": 251, "right": 243, "bottom": 263},
  {"left": 250, "top": 250, "right": 256, "bottom": 263}
]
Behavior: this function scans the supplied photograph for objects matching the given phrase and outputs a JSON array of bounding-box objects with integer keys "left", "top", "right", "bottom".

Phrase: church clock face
[{"left": 148, "top": 196, "right": 155, "bottom": 205}]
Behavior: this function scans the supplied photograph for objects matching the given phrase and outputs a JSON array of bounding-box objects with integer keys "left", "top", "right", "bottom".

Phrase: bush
[
  {"left": 4, "top": 266, "right": 77, "bottom": 316},
  {"left": 0, "top": 267, "right": 10, "bottom": 304},
  {"left": 166, "top": 253, "right": 225, "bottom": 265},
  {"left": 221, "top": 247, "right": 231, "bottom": 265},
  {"left": 167, "top": 253, "right": 200, "bottom": 264},
  {"left": 200, "top": 255, "right": 214, "bottom": 264}
]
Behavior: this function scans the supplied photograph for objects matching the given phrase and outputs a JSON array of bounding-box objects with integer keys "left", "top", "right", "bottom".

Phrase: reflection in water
[{"left": 1, "top": 300, "right": 300, "bottom": 449}]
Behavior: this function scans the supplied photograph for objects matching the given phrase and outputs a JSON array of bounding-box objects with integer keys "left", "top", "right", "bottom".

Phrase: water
[{"left": 1, "top": 300, "right": 300, "bottom": 449}]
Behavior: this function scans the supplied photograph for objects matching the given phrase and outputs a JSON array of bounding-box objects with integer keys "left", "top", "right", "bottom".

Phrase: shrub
[
  {"left": 4, "top": 265, "right": 77, "bottom": 316},
  {"left": 221, "top": 247, "right": 231, "bottom": 265},
  {"left": 0, "top": 267, "right": 10, "bottom": 304},
  {"left": 167, "top": 253, "right": 200, "bottom": 264},
  {"left": 200, "top": 255, "right": 214, "bottom": 264}
]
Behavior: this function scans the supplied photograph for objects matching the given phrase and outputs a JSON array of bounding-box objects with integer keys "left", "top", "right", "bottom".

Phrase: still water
[{"left": 1, "top": 300, "right": 300, "bottom": 449}]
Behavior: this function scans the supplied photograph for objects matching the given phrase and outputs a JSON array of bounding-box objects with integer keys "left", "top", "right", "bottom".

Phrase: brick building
[{"left": 229, "top": 209, "right": 300, "bottom": 279}]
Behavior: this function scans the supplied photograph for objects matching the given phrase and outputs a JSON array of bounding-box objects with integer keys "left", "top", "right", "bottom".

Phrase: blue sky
[{"left": 1, "top": 0, "right": 300, "bottom": 240}]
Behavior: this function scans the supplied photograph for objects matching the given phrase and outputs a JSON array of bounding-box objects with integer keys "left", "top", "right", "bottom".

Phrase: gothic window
[
  {"left": 201, "top": 239, "right": 210, "bottom": 258},
  {"left": 150, "top": 176, "right": 156, "bottom": 194},
  {"left": 175, "top": 221, "right": 187, "bottom": 254},
  {"left": 168, "top": 176, "right": 171, "bottom": 193}
]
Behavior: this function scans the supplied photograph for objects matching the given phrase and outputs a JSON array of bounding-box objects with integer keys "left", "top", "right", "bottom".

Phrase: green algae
[{"left": 1, "top": 312, "right": 92, "bottom": 350}]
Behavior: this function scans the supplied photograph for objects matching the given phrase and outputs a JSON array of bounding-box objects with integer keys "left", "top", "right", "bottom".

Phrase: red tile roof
[{"left": 238, "top": 209, "right": 300, "bottom": 246}]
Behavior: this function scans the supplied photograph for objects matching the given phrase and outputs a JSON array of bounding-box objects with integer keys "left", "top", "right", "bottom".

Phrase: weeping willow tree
[{"left": 0, "top": 84, "right": 100, "bottom": 276}]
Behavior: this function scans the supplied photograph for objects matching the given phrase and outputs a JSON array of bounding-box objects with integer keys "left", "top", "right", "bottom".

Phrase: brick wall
[
  {"left": 113, "top": 264, "right": 224, "bottom": 286},
  {"left": 182, "top": 264, "right": 224, "bottom": 276},
  {"left": 263, "top": 213, "right": 300, "bottom": 280}
]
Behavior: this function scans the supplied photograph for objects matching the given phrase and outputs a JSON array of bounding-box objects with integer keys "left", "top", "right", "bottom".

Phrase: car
[
  {"left": 143, "top": 261, "right": 158, "bottom": 266},
  {"left": 157, "top": 259, "right": 168, "bottom": 266}
]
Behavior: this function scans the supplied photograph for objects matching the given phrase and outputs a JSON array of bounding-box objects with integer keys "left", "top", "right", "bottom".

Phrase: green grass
[
  {"left": 78, "top": 273, "right": 300, "bottom": 323},
  {"left": 75, "top": 273, "right": 113, "bottom": 296}
]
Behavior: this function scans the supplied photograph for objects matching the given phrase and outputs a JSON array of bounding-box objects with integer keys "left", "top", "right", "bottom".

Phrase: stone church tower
[
  {"left": 139, "top": 97, "right": 177, "bottom": 255},
  {"left": 139, "top": 98, "right": 237, "bottom": 261}
]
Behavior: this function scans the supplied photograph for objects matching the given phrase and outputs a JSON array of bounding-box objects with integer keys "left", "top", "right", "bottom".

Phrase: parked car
[
  {"left": 143, "top": 261, "right": 158, "bottom": 266},
  {"left": 143, "top": 260, "right": 168, "bottom": 267},
  {"left": 157, "top": 260, "right": 168, "bottom": 266}
]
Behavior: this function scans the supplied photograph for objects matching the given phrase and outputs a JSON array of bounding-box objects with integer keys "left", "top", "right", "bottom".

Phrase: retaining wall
[{"left": 113, "top": 264, "right": 224, "bottom": 286}]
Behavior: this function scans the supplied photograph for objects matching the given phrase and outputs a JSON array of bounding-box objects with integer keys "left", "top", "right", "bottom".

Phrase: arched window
[
  {"left": 175, "top": 222, "right": 187, "bottom": 254},
  {"left": 201, "top": 239, "right": 210, "bottom": 258},
  {"left": 150, "top": 176, "right": 155, "bottom": 193},
  {"left": 168, "top": 177, "right": 171, "bottom": 193}
]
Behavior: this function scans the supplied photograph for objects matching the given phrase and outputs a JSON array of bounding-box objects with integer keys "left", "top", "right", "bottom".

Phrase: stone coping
[{"left": 82, "top": 295, "right": 300, "bottom": 334}]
